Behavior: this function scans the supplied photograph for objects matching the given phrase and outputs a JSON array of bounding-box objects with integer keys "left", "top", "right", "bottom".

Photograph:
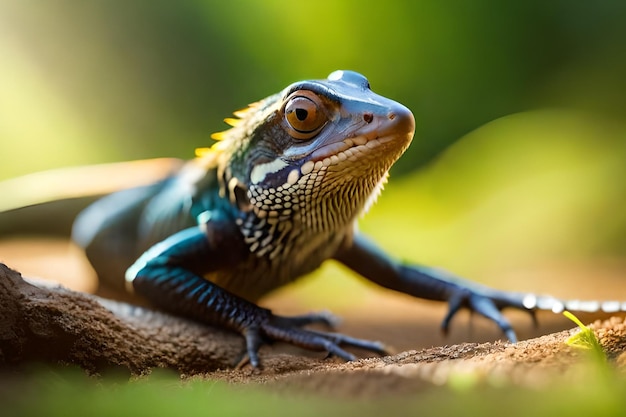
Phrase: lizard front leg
[
  {"left": 126, "top": 220, "right": 386, "bottom": 368},
  {"left": 334, "top": 233, "right": 536, "bottom": 342}
]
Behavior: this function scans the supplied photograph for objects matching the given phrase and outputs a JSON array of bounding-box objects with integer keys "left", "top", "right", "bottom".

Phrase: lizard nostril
[
  {"left": 363, "top": 113, "right": 374, "bottom": 124},
  {"left": 388, "top": 113, "right": 396, "bottom": 120}
]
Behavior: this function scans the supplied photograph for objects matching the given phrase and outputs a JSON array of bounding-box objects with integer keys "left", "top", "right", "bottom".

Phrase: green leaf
[{"left": 563, "top": 311, "right": 605, "bottom": 361}]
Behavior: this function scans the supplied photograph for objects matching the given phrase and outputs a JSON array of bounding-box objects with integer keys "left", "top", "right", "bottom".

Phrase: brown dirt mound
[{"left": 2, "top": 262, "right": 625, "bottom": 397}]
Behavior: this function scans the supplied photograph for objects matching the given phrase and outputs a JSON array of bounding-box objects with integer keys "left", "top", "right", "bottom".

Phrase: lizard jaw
[
  {"left": 299, "top": 134, "right": 401, "bottom": 175},
  {"left": 300, "top": 103, "right": 415, "bottom": 175}
]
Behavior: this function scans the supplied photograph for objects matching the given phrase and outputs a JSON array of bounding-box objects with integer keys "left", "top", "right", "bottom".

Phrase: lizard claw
[
  {"left": 270, "top": 310, "right": 341, "bottom": 329},
  {"left": 441, "top": 289, "right": 467, "bottom": 335},
  {"left": 240, "top": 311, "right": 388, "bottom": 368},
  {"left": 441, "top": 287, "right": 522, "bottom": 343},
  {"left": 240, "top": 325, "right": 264, "bottom": 369}
]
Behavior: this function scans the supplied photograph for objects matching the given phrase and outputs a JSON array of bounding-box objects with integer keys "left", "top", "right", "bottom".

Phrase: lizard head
[{"left": 205, "top": 70, "right": 415, "bottom": 234}]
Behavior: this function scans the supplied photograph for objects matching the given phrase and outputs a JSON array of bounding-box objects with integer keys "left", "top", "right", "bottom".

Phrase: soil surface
[{"left": 2, "top": 258, "right": 626, "bottom": 397}]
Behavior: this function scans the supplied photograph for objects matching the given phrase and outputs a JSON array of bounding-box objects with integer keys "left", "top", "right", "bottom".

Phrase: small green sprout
[{"left": 563, "top": 311, "right": 605, "bottom": 362}]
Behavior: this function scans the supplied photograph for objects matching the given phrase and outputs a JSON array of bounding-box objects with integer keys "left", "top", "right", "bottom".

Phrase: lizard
[{"left": 2, "top": 70, "right": 623, "bottom": 368}]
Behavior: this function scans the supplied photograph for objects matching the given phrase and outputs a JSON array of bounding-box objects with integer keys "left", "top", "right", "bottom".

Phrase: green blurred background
[{"left": 1, "top": 0, "right": 625, "bottom": 297}]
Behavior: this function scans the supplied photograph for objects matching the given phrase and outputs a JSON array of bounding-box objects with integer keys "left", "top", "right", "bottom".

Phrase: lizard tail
[
  {"left": 523, "top": 293, "right": 626, "bottom": 314},
  {"left": 0, "top": 158, "right": 183, "bottom": 237}
]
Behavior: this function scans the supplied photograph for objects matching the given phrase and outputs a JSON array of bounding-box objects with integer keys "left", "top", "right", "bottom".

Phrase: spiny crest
[{"left": 195, "top": 100, "right": 266, "bottom": 158}]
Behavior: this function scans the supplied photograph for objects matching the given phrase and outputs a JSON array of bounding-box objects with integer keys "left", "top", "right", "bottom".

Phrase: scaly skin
[{"left": 38, "top": 70, "right": 621, "bottom": 368}]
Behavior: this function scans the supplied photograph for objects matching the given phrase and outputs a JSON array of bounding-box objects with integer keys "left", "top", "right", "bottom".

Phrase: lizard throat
[{"left": 236, "top": 133, "right": 406, "bottom": 261}]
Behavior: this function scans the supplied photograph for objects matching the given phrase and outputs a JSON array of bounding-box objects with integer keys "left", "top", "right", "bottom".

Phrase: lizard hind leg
[{"left": 72, "top": 182, "right": 166, "bottom": 294}]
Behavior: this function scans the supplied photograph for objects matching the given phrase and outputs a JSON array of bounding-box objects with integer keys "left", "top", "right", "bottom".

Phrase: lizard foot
[
  {"left": 239, "top": 311, "right": 388, "bottom": 369},
  {"left": 441, "top": 286, "right": 537, "bottom": 343}
]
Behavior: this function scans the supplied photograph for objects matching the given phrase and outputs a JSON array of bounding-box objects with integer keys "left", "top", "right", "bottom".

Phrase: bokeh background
[{"left": 1, "top": 0, "right": 626, "bottom": 342}]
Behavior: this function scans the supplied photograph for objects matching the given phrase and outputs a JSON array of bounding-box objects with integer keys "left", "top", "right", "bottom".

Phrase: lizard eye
[{"left": 283, "top": 91, "right": 328, "bottom": 140}]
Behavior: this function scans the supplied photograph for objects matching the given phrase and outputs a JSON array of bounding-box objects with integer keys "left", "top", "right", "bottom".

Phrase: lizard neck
[{"left": 233, "top": 157, "right": 391, "bottom": 263}]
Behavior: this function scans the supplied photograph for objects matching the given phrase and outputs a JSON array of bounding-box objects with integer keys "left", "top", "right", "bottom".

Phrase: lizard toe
[
  {"left": 441, "top": 289, "right": 468, "bottom": 335},
  {"left": 240, "top": 325, "right": 264, "bottom": 369},
  {"left": 440, "top": 288, "right": 519, "bottom": 342},
  {"left": 270, "top": 310, "right": 341, "bottom": 329}
]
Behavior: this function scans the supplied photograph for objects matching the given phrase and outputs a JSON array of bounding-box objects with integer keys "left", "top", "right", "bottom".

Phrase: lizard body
[{"left": 4, "top": 71, "right": 624, "bottom": 367}]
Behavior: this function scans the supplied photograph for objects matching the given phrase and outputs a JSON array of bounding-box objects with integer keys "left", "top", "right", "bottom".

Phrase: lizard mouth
[
  {"left": 300, "top": 106, "right": 415, "bottom": 174},
  {"left": 299, "top": 135, "right": 397, "bottom": 175}
]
